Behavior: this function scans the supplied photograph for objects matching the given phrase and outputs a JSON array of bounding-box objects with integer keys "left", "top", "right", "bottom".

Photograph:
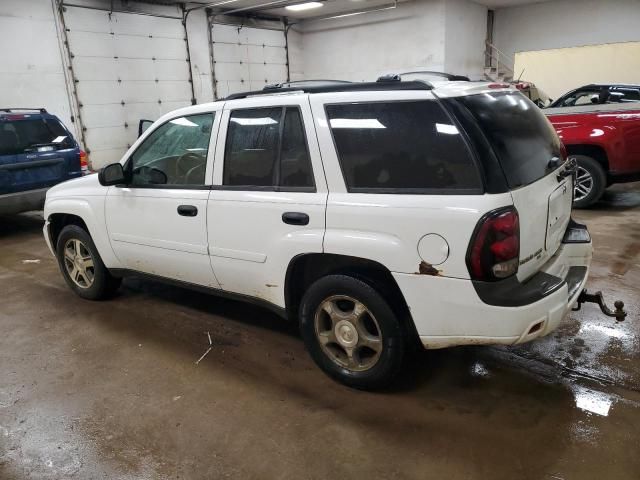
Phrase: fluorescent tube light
[{"left": 286, "top": 2, "right": 323, "bottom": 12}]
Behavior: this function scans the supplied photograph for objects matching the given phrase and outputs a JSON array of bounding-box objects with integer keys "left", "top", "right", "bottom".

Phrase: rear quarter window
[
  {"left": 0, "top": 117, "right": 75, "bottom": 155},
  {"left": 455, "top": 92, "right": 562, "bottom": 189},
  {"left": 325, "top": 101, "right": 482, "bottom": 193}
]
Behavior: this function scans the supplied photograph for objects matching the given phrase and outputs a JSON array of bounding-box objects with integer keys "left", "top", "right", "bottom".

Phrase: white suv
[{"left": 43, "top": 79, "right": 593, "bottom": 389}]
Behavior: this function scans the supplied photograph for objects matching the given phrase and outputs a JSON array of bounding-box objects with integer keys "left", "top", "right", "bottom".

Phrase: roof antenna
[{"left": 517, "top": 68, "right": 525, "bottom": 82}]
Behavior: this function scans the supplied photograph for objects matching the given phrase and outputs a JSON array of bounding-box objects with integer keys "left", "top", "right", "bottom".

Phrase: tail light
[
  {"left": 467, "top": 207, "right": 520, "bottom": 281},
  {"left": 560, "top": 142, "right": 568, "bottom": 161},
  {"left": 79, "top": 150, "right": 89, "bottom": 175}
]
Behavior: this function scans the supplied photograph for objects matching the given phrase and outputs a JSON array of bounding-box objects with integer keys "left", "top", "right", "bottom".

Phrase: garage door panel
[
  {"left": 114, "top": 58, "right": 157, "bottom": 81},
  {"left": 242, "top": 27, "right": 285, "bottom": 47},
  {"left": 89, "top": 148, "right": 128, "bottom": 168},
  {"left": 84, "top": 126, "right": 128, "bottom": 151},
  {"left": 66, "top": 31, "right": 114, "bottom": 58},
  {"left": 212, "top": 24, "right": 240, "bottom": 44},
  {"left": 113, "top": 35, "right": 186, "bottom": 60},
  {"left": 63, "top": 7, "right": 113, "bottom": 32},
  {"left": 75, "top": 81, "right": 122, "bottom": 104},
  {"left": 73, "top": 58, "right": 119, "bottom": 81},
  {"left": 112, "top": 13, "right": 184, "bottom": 38},
  {"left": 81, "top": 104, "right": 125, "bottom": 129},
  {"left": 264, "top": 46, "right": 287, "bottom": 64},
  {"left": 247, "top": 45, "right": 266, "bottom": 64},
  {"left": 248, "top": 63, "right": 287, "bottom": 83},
  {"left": 213, "top": 43, "right": 246, "bottom": 63},
  {"left": 156, "top": 82, "right": 192, "bottom": 102},
  {"left": 215, "top": 81, "right": 246, "bottom": 99},
  {"left": 249, "top": 80, "right": 269, "bottom": 91},
  {"left": 153, "top": 60, "right": 191, "bottom": 81},
  {"left": 214, "top": 62, "right": 250, "bottom": 82}
]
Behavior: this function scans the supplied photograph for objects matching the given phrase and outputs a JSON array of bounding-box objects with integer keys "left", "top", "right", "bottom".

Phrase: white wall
[
  {"left": 444, "top": 0, "right": 487, "bottom": 78},
  {"left": 291, "top": 0, "right": 447, "bottom": 82},
  {"left": 289, "top": 0, "right": 487, "bottom": 83},
  {"left": 0, "top": 0, "right": 75, "bottom": 130},
  {"left": 494, "top": 0, "right": 640, "bottom": 71}
]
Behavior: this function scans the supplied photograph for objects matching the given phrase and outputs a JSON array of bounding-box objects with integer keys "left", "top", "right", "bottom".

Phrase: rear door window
[
  {"left": 325, "top": 101, "right": 481, "bottom": 193},
  {"left": 609, "top": 87, "right": 640, "bottom": 103},
  {"left": 224, "top": 106, "right": 314, "bottom": 190},
  {"left": 455, "top": 91, "right": 562, "bottom": 189}
]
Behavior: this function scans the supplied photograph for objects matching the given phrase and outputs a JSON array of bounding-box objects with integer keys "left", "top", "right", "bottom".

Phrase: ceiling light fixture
[{"left": 286, "top": 2, "right": 323, "bottom": 11}]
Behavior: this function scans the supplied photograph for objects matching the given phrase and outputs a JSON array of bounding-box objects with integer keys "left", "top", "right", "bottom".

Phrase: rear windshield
[
  {"left": 0, "top": 117, "right": 75, "bottom": 155},
  {"left": 325, "top": 100, "right": 482, "bottom": 193},
  {"left": 455, "top": 91, "right": 563, "bottom": 189}
]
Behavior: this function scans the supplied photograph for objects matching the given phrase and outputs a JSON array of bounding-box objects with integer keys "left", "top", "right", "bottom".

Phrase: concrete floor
[{"left": 1, "top": 185, "right": 639, "bottom": 480}]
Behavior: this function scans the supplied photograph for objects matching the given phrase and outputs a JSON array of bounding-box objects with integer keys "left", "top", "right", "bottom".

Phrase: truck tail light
[
  {"left": 79, "top": 150, "right": 89, "bottom": 175},
  {"left": 560, "top": 142, "right": 568, "bottom": 161},
  {"left": 467, "top": 207, "right": 520, "bottom": 281}
]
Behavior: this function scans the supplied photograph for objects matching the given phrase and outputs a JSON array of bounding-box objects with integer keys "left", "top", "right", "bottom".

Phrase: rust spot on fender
[{"left": 417, "top": 261, "right": 442, "bottom": 276}]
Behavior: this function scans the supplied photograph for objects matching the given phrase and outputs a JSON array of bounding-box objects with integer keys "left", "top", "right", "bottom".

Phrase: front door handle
[
  {"left": 177, "top": 205, "right": 198, "bottom": 217},
  {"left": 282, "top": 212, "right": 309, "bottom": 226}
]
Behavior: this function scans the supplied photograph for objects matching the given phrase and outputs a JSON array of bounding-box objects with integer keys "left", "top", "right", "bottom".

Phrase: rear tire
[
  {"left": 299, "top": 275, "right": 405, "bottom": 390},
  {"left": 56, "top": 225, "right": 121, "bottom": 300},
  {"left": 572, "top": 155, "right": 606, "bottom": 208}
]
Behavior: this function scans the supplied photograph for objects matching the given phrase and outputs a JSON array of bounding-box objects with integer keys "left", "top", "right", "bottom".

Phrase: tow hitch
[{"left": 573, "top": 289, "right": 627, "bottom": 322}]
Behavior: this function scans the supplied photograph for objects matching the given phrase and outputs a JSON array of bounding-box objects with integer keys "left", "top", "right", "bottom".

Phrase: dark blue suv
[{"left": 0, "top": 108, "right": 86, "bottom": 215}]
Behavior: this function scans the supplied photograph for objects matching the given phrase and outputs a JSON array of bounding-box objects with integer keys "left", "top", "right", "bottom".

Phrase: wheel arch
[
  {"left": 48, "top": 213, "right": 90, "bottom": 250},
  {"left": 565, "top": 144, "right": 609, "bottom": 173},
  {"left": 284, "top": 253, "right": 420, "bottom": 347}
]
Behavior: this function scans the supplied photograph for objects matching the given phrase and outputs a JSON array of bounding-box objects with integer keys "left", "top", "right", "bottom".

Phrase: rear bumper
[
  {"left": 0, "top": 187, "right": 47, "bottom": 215},
  {"left": 394, "top": 227, "right": 592, "bottom": 349}
]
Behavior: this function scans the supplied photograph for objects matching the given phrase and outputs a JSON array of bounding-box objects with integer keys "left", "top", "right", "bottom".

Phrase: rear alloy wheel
[
  {"left": 314, "top": 295, "right": 383, "bottom": 372},
  {"left": 571, "top": 155, "right": 607, "bottom": 208},
  {"left": 300, "top": 275, "right": 405, "bottom": 390}
]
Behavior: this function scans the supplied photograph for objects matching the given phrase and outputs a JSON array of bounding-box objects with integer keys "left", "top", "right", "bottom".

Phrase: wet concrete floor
[{"left": 1, "top": 184, "right": 639, "bottom": 479}]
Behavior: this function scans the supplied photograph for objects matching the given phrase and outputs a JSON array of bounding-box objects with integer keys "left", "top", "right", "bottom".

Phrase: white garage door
[
  {"left": 62, "top": 5, "right": 194, "bottom": 168},
  {"left": 211, "top": 22, "right": 288, "bottom": 99}
]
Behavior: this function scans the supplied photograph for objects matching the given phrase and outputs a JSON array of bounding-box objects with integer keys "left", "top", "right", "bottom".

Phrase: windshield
[
  {"left": 0, "top": 118, "right": 74, "bottom": 155},
  {"left": 453, "top": 91, "right": 563, "bottom": 188}
]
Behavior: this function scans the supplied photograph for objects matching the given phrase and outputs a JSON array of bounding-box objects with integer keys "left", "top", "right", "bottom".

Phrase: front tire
[
  {"left": 55, "top": 225, "right": 121, "bottom": 300},
  {"left": 572, "top": 155, "right": 606, "bottom": 208},
  {"left": 299, "top": 275, "right": 406, "bottom": 390}
]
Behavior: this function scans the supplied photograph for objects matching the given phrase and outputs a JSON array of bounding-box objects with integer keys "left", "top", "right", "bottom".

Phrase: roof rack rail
[
  {"left": 224, "top": 80, "right": 433, "bottom": 101},
  {"left": 395, "top": 71, "right": 471, "bottom": 82},
  {"left": 264, "top": 80, "right": 352, "bottom": 90},
  {"left": 0, "top": 107, "right": 47, "bottom": 113}
]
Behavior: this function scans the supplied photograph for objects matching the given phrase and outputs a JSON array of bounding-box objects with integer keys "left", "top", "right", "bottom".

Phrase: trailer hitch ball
[{"left": 573, "top": 290, "right": 628, "bottom": 322}]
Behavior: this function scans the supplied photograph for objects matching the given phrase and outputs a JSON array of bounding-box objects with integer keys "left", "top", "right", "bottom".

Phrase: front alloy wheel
[
  {"left": 56, "top": 224, "right": 121, "bottom": 300},
  {"left": 63, "top": 239, "right": 95, "bottom": 289}
]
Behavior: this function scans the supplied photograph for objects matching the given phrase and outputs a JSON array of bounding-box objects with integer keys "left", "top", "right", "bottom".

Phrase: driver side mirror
[{"left": 98, "top": 163, "right": 127, "bottom": 186}]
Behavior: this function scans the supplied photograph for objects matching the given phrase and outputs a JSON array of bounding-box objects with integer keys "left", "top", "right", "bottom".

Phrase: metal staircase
[{"left": 484, "top": 41, "right": 515, "bottom": 82}]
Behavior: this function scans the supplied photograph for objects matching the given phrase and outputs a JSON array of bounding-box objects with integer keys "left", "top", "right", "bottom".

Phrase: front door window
[{"left": 129, "top": 113, "right": 214, "bottom": 186}]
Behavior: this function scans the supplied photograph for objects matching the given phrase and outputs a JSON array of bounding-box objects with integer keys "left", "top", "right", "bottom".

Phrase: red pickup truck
[{"left": 544, "top": 84, "right": 640, "bottom": 208}]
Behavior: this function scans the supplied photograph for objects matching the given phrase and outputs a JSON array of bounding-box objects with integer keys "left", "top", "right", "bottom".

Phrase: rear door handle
[
  {"left": 177, "top": 205, "right": 198, "bottom": 217},
  {"left": 282, "top": 212, "right": 309, "bottom": 226}
]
